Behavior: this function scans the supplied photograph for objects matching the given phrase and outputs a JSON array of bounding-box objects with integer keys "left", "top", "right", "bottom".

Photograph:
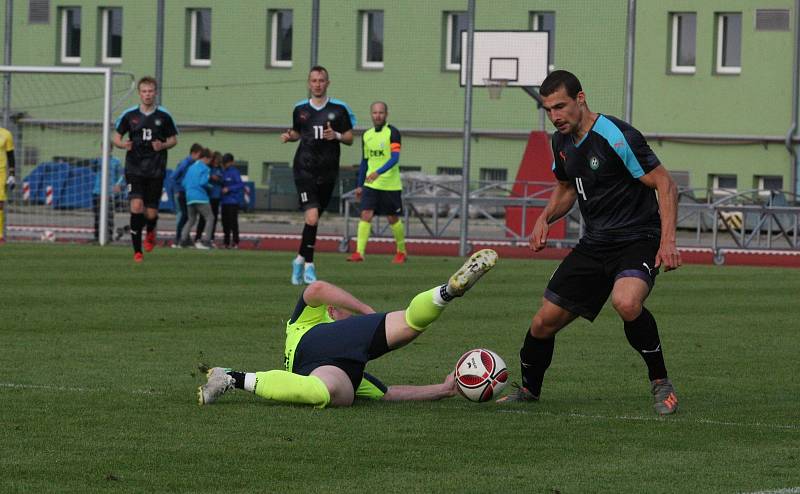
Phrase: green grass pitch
[{"left": 1, "top": 244, "right": 798, "bottom": 493}]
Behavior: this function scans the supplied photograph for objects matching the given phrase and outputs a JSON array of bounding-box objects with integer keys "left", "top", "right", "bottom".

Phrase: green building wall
[{"left": 3, "top": 0, "right": 797, "bottom": 197}]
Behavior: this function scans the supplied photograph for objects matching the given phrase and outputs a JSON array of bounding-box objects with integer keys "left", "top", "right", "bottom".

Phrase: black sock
[
  {"left": 130, "top": 213, "right": 145, "bottom": 253},
  {"left": 145, "top": 216, "right": 157, "bottom": 233},
  {"left": 227, "top": 371, "right": 247, "bottom": 390},
  {"left": 623, "top": 307, "right": 668, "bottom": 381},
  {"left": 299, "top": 223, "right": 318, "bottom": 262},
  {"left": 519, "top": 330, "right": 555, "bottom": 397}
]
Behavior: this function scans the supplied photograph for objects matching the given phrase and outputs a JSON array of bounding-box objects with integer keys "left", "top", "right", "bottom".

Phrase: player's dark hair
[
  {"left": 137, "top": 76, "right": 158, "bottom": 91},
  {"left": 222, "top": 153, "right": 235, "bottom": 164},
  {"left": 211, "top": 151, "right": 223, "bottom": 166},
  {"left": 198, "top": 147, "right": 211, "bottom": 159},
  {"left": 539, "top": 70, "right": 582, "bottom": 99},
  {"left": 309, "top": 65, "right": 329, "bottom": 80},
  {"left": 190, "top": 143, "right": 203, "bottom": 154}
]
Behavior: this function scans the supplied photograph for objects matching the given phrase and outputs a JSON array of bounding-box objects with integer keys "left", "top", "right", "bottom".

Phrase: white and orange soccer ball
[
  {"left": 454, "top": 348, "right": 508, "bottom": 402},
  {"left": 40, "top": 230, "right": 56, "bottom": 242}
]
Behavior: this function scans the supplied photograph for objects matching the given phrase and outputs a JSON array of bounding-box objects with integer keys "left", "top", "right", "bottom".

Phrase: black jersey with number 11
[
  {"left": 551, "top": 114, "right": 662, "bottom": 245},
  {"left": 291, "top": 98, "right": 355, "bottom": 182}
]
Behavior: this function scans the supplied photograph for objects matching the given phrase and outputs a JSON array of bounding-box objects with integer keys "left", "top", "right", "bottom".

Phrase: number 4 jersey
[
  {"left": 291, "top": 98, "right": 355, "bottom": 182},
  {"left": 551, "top": 114, "right": 662, "bottom": 245},
  {"left": 115, "top": 105, "right": 179, "bottom": 179}
]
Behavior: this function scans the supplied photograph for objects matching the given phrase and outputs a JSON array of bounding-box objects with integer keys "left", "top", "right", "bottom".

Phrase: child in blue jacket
[
  {"left": 180, "top": 147, "right": 213, "bottom": 248},
  {"left": 220, "top": 153, "right": 244, "bottom": 248}
]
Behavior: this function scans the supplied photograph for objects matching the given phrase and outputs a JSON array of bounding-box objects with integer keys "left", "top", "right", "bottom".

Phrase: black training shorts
[
  {"left": 295, "top": 178, "right": 336, "bottom": 212},
  {"left": 126, "top": 173, "right": 164, "bottom": 209},
  {"left": 360, "top": 187, "right": 403, "bottom": 216},
  {"left": 544, "top": 237, "right": 660, "bottom": 321},
  {"left": 292, "top": 312, "right": 389, "bottom": 390}
]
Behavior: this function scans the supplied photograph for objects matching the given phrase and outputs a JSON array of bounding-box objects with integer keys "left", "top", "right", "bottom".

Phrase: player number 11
[{"left": 313, "top": 125, "right": 324, "bottom": 139}]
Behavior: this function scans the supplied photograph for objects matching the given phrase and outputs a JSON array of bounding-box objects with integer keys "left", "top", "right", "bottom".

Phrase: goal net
[{"left": 1, "top": 66, "right": 135, "bottom": 245}]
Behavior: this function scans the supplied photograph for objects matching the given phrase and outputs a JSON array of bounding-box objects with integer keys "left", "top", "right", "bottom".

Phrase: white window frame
[
  {"left": 361, "top": 11, "right": 384, "bottom": 69},
  {"left": 189, "top": 9, "right": 211, "bottom": 67},
  {"left": 445, "top": 12, "right": 466, "bottom": 71},
  {"left": 716, "top": 13, "right": 742, "bottom": 75},
  {"left": 60, "top": 7, "right": 81, "bottom": 64},
  {"left": 270, "top": 10, "right": 292, "bottom": 68},
  {"left": 670, "top": 13, "right": 696, "bottom": 74},
  {"left": 100, "top": 7, "right": 122, "bottom": 65},
  {"left": 711, "top": 174, "right": 738, "bottom": 197}
]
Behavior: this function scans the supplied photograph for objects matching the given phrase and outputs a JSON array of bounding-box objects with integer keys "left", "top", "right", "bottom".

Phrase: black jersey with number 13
[{"left": 115, "top": 106, "right": 178, "bottom": 179}]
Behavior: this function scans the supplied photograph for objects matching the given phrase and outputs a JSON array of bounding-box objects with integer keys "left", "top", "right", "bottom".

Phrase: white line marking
[
  {"left": 0, "top": 382, "right": 167, "bottom": 396},
  {"left": 738, "top": 488, "right": 800, "bottom": 494},
  {"left": 495, "top": 409, "right": 800, "bottom": 431}
]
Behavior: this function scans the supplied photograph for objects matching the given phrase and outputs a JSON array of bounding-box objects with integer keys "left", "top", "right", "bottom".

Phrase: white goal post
[{"left": 0, "top": 66, "right": 135, "bottom": 245}]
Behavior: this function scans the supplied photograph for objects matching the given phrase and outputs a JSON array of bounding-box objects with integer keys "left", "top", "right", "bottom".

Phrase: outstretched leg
[
  {"left": 198, "top": 366, "right": 336, "bottom": 408},
  {"left": 385, "top": 248, "right": 498, "bottom": 349}
]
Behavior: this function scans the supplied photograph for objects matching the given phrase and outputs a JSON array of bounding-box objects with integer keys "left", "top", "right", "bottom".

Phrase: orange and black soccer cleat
[
  {"left": 651, "top": 378, "right": 679, "bottom": 415},
  {"left": 133, "top": 252, "right": 144, "bottom": 263},
  {"left": 346, "top": 252, "right": 364, "bottom": 262},
  {"left": 392, "top": 252, "right": 407, "bottom": 264}
]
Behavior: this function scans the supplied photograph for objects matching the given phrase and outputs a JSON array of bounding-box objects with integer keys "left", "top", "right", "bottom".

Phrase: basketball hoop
[{"left": 484, "top": 78, "right": 508, "bottom": 100}]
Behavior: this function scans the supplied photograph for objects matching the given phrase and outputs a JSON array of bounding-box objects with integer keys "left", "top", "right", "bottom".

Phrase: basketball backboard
[{"left": 459, "top": 31, "right": 549, "bottom": 88}]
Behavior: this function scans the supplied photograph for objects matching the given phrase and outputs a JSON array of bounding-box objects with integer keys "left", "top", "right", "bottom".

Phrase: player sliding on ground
[{"left": 198, "top": 249, "right": 498, "bottom": 407}]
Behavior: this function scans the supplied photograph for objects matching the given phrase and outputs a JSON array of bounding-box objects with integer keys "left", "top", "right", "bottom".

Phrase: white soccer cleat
[
  {"left": 198, "top": 367, "right": 235, "bottom": 405},
  {"left": 448, "top": 249, "right": 498, "bottom": 297}
]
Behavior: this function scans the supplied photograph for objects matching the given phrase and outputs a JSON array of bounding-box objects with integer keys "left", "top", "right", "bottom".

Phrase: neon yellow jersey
[
  {"left": 362, "top": 124, "right": 402, "bottom": 191},
  {"left": 283, "top": 300, "right": 334, "bottom": 373},
  {"left": 0, "top": 128, "right": 14, "bottom": 172}
]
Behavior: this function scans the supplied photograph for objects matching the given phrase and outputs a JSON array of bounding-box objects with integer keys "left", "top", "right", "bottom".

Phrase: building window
[
  {"left": 756, "top": 175, "right": 783, "bottom": 191},
  {"left": 361, "top": 11, "right": 384, "bottom": 69},
  {"left": 716, "top": 13, "right": 742, "bottom": 74},
  {"left": 29, "top": 0, "right": 50, "bottom": 24},
  {"left": 530, "top": 12, "right": 555, "bottom": 71},
  {"left": 710, "top": 174, "right": 738, "bottom": 197},
  {"left": 100, "top": 7, "right": 123, "bottom": 64},
  {"left": 399, "top": 166, "right": 422, "bottom": 173},
  {"left": 189, "top": 9, "right": 211, "bottom": 66},
  {"left": 670, "top": 13, "right": 696, "bottom": 74},
  {"left": 59, "top": 7, "right": 81, "bottom": 64},
  {"left": 269, "top": 10, "right": 292, "bottom": 68},
  {"left": 480, "top": 168, "right": 508, "bottom": 183},
  {"left": 445, "top": 12, "right": 468, "bottom": 71},
  {"left": 437, "top": 166, "right": 462, "bottom": 176}
]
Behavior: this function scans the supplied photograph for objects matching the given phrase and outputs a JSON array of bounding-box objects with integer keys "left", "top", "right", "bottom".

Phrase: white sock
[
  {"left": 295, "top": 254, "right": 304, "bottom": 263},
  {"left": 432, "top": 284, "right": 453, "bottom": 307},
  {"left": 305, "top": 262, "right": 314, "bottom": 268},
  {"left": 244, "top": 373, "right": 257, "bottom": 393}
]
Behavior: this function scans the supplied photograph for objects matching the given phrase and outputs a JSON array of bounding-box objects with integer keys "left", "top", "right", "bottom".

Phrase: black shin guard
[
  {"left": 145, "top": 216, "right": 157, "bottom": 233},
  {"left": 130, "top": 213, "right": 145, "bottom": 253},
  {"left": 519, "top": 330, "right": 555, "bottom": 397},
  {"left": 299, "top": 223, "right": 318, "bottom": 262},
  {"left": 623, "top": 307, "right": 668, "bottom": 381},
  {"left": 228, "top": 371, "right": 247, "bottom": 389}
]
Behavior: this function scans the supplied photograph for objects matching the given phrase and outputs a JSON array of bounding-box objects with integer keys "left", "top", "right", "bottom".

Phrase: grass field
[{"left": 1, "top": 243, "right": 798, "bottom": 493}]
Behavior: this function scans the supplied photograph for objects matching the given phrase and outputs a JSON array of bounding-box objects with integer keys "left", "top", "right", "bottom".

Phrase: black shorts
[
  {"left": 295, "top": 178, "right": 336, "bottom": 212},
  {"left": 544, "top": 238, "right": 660, "bottom": 322},
  {"left": 126, "top": 174, "right": 164, "bottom": 209},
  {"left": 292, "top": 313, "right": 389, "bottom": 390},
  {"left": 360, "top": 187, "right": 403, "bottom": 216}
]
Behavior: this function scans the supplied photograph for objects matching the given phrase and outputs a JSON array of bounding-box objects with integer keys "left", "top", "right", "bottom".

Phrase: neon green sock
[
  {"left": 253, "top": 370, "right": 331, "bottom": 408},
  {"left": 391, "top": 220, "right": 406, "bottom": 253},
  {"left": 0, "top": 209, "right": 4, "bottom": 240},
  {"left": 404, "top": 287, "right": 445, "bottom": 332},
  {"left": 356, "top": 220, "right": 371, "bottom": 256}
]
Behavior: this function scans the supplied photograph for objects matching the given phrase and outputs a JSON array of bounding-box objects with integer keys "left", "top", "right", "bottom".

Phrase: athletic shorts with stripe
[{"left": 544, "top": 237, "right": 660, "bottom": 322}]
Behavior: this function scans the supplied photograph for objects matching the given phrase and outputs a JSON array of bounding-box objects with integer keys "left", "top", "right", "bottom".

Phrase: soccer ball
[
  {"left": 40, "top": 230, "right": 56, "bottom": 242},
  {"left": 454, "top": 348, "right": 508, "bottom": 402}
]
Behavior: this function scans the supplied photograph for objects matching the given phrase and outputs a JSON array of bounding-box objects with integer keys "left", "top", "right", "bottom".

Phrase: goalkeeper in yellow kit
[
  {"left": 198, "top": 249, "right": 498, "bottom": 408},
  {"left": 0, "top": 127, "right": 16, "bottom": 243}
]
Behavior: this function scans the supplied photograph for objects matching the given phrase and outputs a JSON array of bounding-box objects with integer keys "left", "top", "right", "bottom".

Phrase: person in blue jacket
[
  {"left": 179, "top": 147, "right": 214, "bottom": 249},
  {"left": 196, "top": 151, "right": 223, "bottom": 244},
  {"left": 91, "top": 151, "right": 124, "bottom": 243},
  {"left": 170, "top": 143, "right": 203, "bottom": 247},
  {"left": 220, "top": 153, "right": 244, "bottom": 249}
]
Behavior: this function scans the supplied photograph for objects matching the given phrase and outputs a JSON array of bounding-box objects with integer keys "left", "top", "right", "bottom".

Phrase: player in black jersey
[
  {"left": 113, "top": 76, "right": 178, "bottom": 262},
  {"left": 280, "top": 66, "right": 355, "bottom": 285},
  {"left": 497, "top": 70, "right": 682, "bottom": 415}
]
